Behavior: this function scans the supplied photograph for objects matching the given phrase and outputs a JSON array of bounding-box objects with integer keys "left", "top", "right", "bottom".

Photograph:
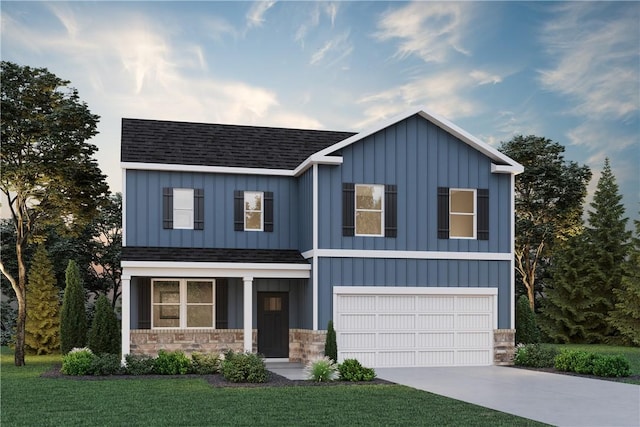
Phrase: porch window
[{"left": 152, "top": 279, "right": 215, "bottom": 328}]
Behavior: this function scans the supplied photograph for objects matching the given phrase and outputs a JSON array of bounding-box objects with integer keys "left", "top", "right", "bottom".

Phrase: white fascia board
[
  {"left": 333, "top": 286, "right": 498, "bottom": 296},
  {"left": 121, "top": 261, "right": 310, "bottom": 280},
  {"left": 121, "top": 162, "right": 294, "bottom": 177},
  {"left": 492, "top": 163, "right": 524, "bottom": 175},
  {"left": 293, "top": 155, "right": 343, "bottom": 177},
  {"left": 305, "top": 249, "right": 512, "bottom": 261}
]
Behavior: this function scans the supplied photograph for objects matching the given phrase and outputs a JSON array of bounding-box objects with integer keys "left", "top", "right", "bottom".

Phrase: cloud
[
  {"left": 309, "top": 30, "right": 353, "bottom": 66},
  {"left": 245, "top": 1, "right": 276, "bottom": 29},
  {"left": 469, "top": 70, "right": 502, "bottom": 86},
  {"left": 374, "top": 1, "right": 471, "bottom": 63},
  {"left": 295, "top": 2, "right": 340, "bottom": 48},
  {"left": 538, "top": 2, "right": 639, "bottom": 121}
]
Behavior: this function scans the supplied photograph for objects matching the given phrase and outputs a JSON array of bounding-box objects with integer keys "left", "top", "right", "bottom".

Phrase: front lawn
[{"left": 0, "top": 347, "right": 545, "bottom": 426}]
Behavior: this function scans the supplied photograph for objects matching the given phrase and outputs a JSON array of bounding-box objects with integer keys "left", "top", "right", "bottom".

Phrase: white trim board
[
  {"left": 333, "top": 285, "right": 498, "bottom": 296},
  {"left": 121, "top": 261, "right": 310, "bottom": 280},
  {"left": 302, "top": 249, "right": 512, "bottom": 261}
]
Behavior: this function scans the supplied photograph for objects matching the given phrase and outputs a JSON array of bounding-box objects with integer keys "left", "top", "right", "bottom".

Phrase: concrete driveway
[{"left": 376, "top": 366, "right": 640, "bottom": 427}]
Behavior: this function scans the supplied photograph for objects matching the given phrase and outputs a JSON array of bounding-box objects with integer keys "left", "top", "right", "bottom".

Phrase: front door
[{"left": 257, "top": 292, "right": 289, "bottom": 358}]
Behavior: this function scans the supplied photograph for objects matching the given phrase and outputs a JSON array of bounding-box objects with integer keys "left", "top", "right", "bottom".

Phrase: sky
[{"left": 1, "top": 1, "right": 639, "bottom": 222}]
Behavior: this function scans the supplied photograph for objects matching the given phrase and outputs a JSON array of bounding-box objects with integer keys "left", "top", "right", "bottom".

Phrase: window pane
[
  {"left": 173, "top": 210, "right": 193, "bottom": 229},
  {"left": 356, "top": 211, "right": 382, "bottom": 235},
  {"left": 245, "top": 211, "right": 262, "bottom": 230},
  {"left": 154, "top": 281, "right": 180, "bottom": 302},
  {"left": 173, "top": 189, "right": 193, "bottom": 209},
  {"left": 154, "top": 305, "right": 180, "bottom": 327},
  {"left": 356, "top": 185, "right": 383, "bottom": 210},
  {"left": 451, "top": 190, "right": 474, "bottom": 213},
  {"left": 187, "top": 281, "right": 213, "bottom": 303},
  {"left": 244, "top": 192, "right": 262, "bottom": 211},
  {"left": 450, "top": 214, "right": 474, "bottom": 238},
  {"left": 187, "top": 305, "right": 213, "bottom": 327}
]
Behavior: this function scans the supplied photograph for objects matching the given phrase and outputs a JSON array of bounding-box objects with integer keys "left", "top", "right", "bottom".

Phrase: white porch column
[
  {"left": 243, "top": 276, "right": 253, "bottom": 353},
  {"left": 121, "top": 275, "right": 131, "bottom": 362}
]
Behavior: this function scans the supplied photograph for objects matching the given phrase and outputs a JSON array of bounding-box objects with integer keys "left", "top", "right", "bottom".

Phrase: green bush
[
  {"left": 338, "top": 358, "right": 376, "bottom": 381},
  {"left": 592, "top": 355, "right": 631, "bottom": 377},
  {"left": 513, "top": 344, "right": 558, "bottom": 368},
  {"left": 90, "top": 353, "right": 124, "bottom": 376},
  {"left": 154, "top": 350, "right": 191, "bottom": 375},
  {"left": 190, "top": 352, "right": 220, "bottom": 374},
  {"left": 554, "top": 350, "right": 595, "bottom": 374},
  {"left": 221, "top": 351, "right": 268, "bottom": 383},
  {"left": 60, "top": 260, "right": 88, "bottom": 354},
  {"left": 88, "top": 295, "right": 120, "bottom": 355},
  {"left": 61, "top": 347, "right": 95, "bottom": 375},
  {"left": 324, "top": 320, "right": 337, "bottom": 362},
  {"left": 124, "top": 354, "right": 156, "bottom": 375},
  {"left": 515, "top": 295, "right": 540, "bottom": 344},
  {"left": 305, "top": 356, "right": 338, "bottom": 382}
]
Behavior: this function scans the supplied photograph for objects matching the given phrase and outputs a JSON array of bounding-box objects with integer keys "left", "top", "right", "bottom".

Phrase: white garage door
[{"left": 333, "top": 286, "right": 497, "bottom": 368}]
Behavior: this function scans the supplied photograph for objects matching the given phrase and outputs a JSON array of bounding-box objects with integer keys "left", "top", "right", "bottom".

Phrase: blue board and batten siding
[{"left": 126, "top": 170, "right": 300, "bottom": 249}]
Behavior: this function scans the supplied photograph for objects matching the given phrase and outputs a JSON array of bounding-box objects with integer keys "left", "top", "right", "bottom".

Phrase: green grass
[
  {"left": 543, "top": 343, "right": 640, "bottom": 384},
  {"left": 0, "top": 347, "right": 546, "bottom": 426}
]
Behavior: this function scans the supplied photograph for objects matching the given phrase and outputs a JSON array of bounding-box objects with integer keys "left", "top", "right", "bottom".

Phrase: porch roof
[{"left": 122, "top": 247, "right": 309, "bottom": 264}]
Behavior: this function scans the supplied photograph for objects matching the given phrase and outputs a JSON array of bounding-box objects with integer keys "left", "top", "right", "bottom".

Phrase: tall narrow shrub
[
  {"left": 60, "top": 260, "right": 87, "bottom": 353},
  {"left": 88, "top": 295, "right": 120, "bottom": 355},
  {"left": 324, "top": 320, "right": 337, "bottom": 362},
  {"left": 25, "top": 245, "right": 60, "bottom": 354},
  {"left": 515, "top": 295, "right": 539, "bottom": 344}
]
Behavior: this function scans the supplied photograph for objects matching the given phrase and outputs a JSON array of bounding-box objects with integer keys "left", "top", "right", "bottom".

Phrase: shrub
[
  {"left": 60, "top": 260, "right": 87, "bottom": 354},
  {"left": 90, "top": 353, "right": 124, "bottom": 376},
  {"left": 515, "top": 295, "right": 540, "bottom": 344},
  {"left": 305, "top": 356, "right": 338, "bottom": 382},
  {"left": 221, "top": 351, "right": 268, "bottom": 383},
  {"left": 513, "top": 344, "right": 558, "bottom": 368},
  {"left": 88, "top": 295, "right": 120, "bottom": 355},
  {"left": 554, "top": 350, "right": 596, "bottom": 374},
  {"left": 190, "top": 352, "right": 220, "bottom": 374},
  {"left": 592, "top": 355, "right": 631, "bottom": 378},
  {"left": 338, "top": 358, "right": 376, "bottom": 382},
  {"left": 324, "top": 320, "right": 337, "bottom": 362},
  {"left": 61, "top": 347, "right": 95, "bottom": 375},
  {"left": 154, "top": 350, "right": 191, "bottom": 375},
  {"left": 125, "top": 354, "right": 156, "bottom": 375}
]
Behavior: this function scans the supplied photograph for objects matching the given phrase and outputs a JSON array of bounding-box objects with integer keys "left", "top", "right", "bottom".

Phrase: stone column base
[
  {"left": 494, "top": 329, "right": 515, "bottom": 365},
  {"left": 289, "top": 329, "right": 326, "bottom": 364},
  {"left": 129, "top": 329, "right": 256, "bottom": 356}
]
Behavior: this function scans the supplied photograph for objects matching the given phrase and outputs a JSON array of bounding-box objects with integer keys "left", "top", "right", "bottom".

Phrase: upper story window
[
  {"left": 152, "top": 279, "right": 215, "bottom": 328},
  {"left": 449, "top": 189, "right": 476, "bottom": 239},
  {"left": 343, "top": 183, "right": 397, "bottom": 238},
  {"left": 234, "top": 190, "right": 274, "bottom": 232},
  {"left": 355, "top": 184, "right": 384, "bottom": 236},
  {"left": 163, "top": 187, "right": 204, "bottom": 230},
  {"left": 244, "top": 191, "right": 264, "bottom": 231}
]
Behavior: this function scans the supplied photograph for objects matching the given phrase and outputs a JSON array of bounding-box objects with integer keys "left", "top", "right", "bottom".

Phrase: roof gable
[{"left": 121, "top": 118, "right": 355, "bottom": 170}]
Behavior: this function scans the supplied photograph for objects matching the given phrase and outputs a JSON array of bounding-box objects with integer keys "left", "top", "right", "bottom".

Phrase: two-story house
[{"left": 120, "top": 107, "right": 523, "bottom": 367}]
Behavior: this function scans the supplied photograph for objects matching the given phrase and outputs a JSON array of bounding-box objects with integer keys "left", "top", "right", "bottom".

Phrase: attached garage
[{"left": 333, "top": 286, "right": 497, "bottom": 368}]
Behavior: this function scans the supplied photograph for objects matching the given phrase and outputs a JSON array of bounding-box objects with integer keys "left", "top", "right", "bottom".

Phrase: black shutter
[
  {"left": 216, "top": 279, "right": 228, "bottom": 329},
  {"left": 163, "top": 188, "right": 173, "bottom": 229},
  {"left": 384, "top": 184, "right": 397, "bottom": 238},
  {"left": 234, "top": 191, "right": 244, "bottom": 231},
  {"left": 138, "top": 278, "right": 151, "bottom": 329},
  {"left": 342, "top": 183, "right": 355, "bottom": 236},
  {"left": 194, "top": 188, "right": 204, "bottom": 230},
  {"left": 437, "top": 187, "right": 450, "bottom": 239},
  {"left": 264, "top": 191, "right": 274, "bottom": 232},
  {"left": 477, "top": 189, "right": 489, "bottom": 240}
]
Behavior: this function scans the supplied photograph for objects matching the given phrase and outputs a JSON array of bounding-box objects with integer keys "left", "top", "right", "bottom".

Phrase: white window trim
[
  {"left": 449, "top": 188, "right": 476, "bottom": 239},
  {"left": 151, "top": 279, "right": 216, "bottom": 329},
  {"left": 173, "top": 188, "right": 194, "bottom": 230},
  {"left": 244, "top": 191, "right": 264, "bottom": 231},
  {"left": 354, "top": 184, "right": 384, "bottom": 237}
]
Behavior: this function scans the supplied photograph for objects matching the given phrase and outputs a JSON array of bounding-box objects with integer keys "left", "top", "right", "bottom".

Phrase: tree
[
  {"left": 60, "top": 260, "right": 87, "bottom": 354},
  {"left": 584, "top": 159, "right": 630, "bottom": 340},
  {"left": 88, "top": 294, "right": 120, "bottom": 355},
  {"left": 25, "top": 245, "right": 60, "bottom": 355},
  {"left": 324, "top": 320, "right": 337, "bottom": 362},
  {"left": 515, "top": 295, "right": 540, "bottom": 344},
  {"left": 0, "top": 61, "right": 108, "bottom": 366},
  {"left": 499, "top": 135, "right": 591, "bottom": 311},
  {"left": 608, "top": 217, "right": 640, "bottom": 346}
]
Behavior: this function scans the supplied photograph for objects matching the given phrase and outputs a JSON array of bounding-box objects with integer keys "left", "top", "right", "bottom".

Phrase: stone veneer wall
[
  {"left": 289, "top": 329, "right": 326, "bottom": 364},
  {"left": 493, "top": 329, "right": 515, "bottom": 365},
  {"left": 129, "top": 329, "right": 256, "bottom": 356}
]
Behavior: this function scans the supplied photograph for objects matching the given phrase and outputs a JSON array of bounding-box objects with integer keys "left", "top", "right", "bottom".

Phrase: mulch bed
[{"left": 41, "top": 364, "right": 394, "bottom": 388}]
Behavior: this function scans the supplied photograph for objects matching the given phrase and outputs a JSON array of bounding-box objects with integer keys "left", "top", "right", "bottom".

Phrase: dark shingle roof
[
  {"left": 122, "top": 247, "right": 309, "bottom": 264},
  {"left": 121, "top": 118, "right": 355, "bottom": 170}
]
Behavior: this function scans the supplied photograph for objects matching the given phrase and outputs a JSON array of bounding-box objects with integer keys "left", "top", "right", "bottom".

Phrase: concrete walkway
[
  {"left": 266, "top": 362, "right": 640, "bottom": 426},
  {"left": 376, "top": 366, "right": 640, "bottom": 427}
]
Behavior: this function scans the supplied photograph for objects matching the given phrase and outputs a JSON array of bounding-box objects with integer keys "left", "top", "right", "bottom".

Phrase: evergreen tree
[
  {"left": 585, "top": 158, "right": 630, "bottom": 341},
  {"left": 539, "top": 234, "right": 597, "bottom": 343},
  {"left": 25, "top": 245, "right": 60, "bottom": 355},
  {"left": 608, "top": 218, "right": 640, "bottom": 346},
  {"left": 60, "top": 260, "right": 87, "bottom": 353},
  {"left": 515, "top": 295, "right": 540, "bottom": 344},
  {"left": 88, "top": 294, "right": 121, "bottom": 355},
  {"left": 324, "top": 320, "right": 337, "bottom": 362}
]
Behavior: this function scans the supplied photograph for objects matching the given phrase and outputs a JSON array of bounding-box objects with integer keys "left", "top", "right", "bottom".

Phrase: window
[
  {"left": 152, "top": 279, "right": 215, "bottom": 328},
  {"left": 162, "top": 187, "right": 204, "bottom": 230},
  {"left": 355, "top": 184, "right": 384, "bottom": 236},
  {"left": 449, "top": 189, "right": 476, "bottom": 238},
  {"left": 244, "top": 191, "right": 263, "bottom": 231}
]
